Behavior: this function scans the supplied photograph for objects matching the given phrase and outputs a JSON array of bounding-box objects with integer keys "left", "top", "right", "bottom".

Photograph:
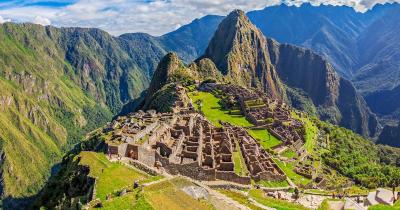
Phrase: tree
[{"left": 388, "top": 168, "right": 400, "bottom": 198}]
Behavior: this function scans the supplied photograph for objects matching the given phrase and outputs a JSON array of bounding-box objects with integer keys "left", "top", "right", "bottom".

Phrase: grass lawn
[
  {"left": 291, "top": 112, "right": 318, "bottom": 154},
  {"left": 233, "top": 140, "right": 249, "bottom": 176},
  {"left": 256, "top": 179, "right": 290, "bottom": 188},
  {"left": 317, "top": 199, "right": 344, "bottom": 210},
  {"left": 247, "top": 129, "right": 282, "bottom": 149},
  {"left": 143, "top": 178, "right": 214, "bottom": 210},
  {"left": 281, "top": 149, "right": 297, "bottom": 159},
  {"left": 189, "top": 91, "right": 252, "bottom": 127},
  {"left": 218, "top": 189, "right": 264, "bottom": 210},
  {"left": 368, "top": 204, "right": 400, "bottom": 210},
  {"left": 367, "top": 200, "right": 400, "bottom": 210},
  {"left": 274, "top": 158, "right": 312, "bottom": 186},
  {"left": 78, "top": 152, "right": 161, "bottom": 201},
  {"left": 94, "top": 190, "right": 153, "bottom": 210},
  {"left": 249, "top": 189, "right": 310, "bottom": 210}
]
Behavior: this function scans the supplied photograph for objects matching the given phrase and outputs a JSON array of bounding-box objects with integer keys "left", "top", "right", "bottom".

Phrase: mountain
[
  {"left": 248, "top": 3, "right": 367, "bottom": 77},
  {"left": 353, "top": 6, "right": 400, "bottom": 95},
  {"left": 378, "top": 123, "right": 400, "bottom": 147},
  {"left": 266, "top": 41, "right": 378, "bottom": 137},
  {"left": 158, "top": 15, "right": 224, "bottom": 63},
  {"left": 200, "top": 10, "right": 285, "bottom": 99},
  {"left": 0, "top": 23, "right": 164, "bottom": 207},
  {"left": 140, "top": 3, "right": 400, "bottom": 121},
  {"left": 198, "top": 10, "right": 378, "bottom": 137},
  {"left": 35, "top": 27, "right": 400, "bottom": 209}
]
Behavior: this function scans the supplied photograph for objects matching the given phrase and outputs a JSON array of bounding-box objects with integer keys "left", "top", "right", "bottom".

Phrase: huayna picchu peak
[
  {"left": 1, "top": 4, "right": 400, "bottom": 210},
  {"left": 200, "top": 9, "right": 285, "bottom": 99}
]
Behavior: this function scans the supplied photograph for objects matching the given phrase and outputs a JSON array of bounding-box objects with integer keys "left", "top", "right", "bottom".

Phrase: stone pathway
[
  {"left": 327, "top": 200, "right": 345, "bottom": 210},
  {"left": 345, "top": 198, "right": 367, "bottom": 210},
  {"left": 296, "top": 194, "right": 326, "bottom": 209},
  {"left": 274, "top": 145, "right": 288, "bottom": 154},
  {"left": 189, "top": 177, "right": 252, "bottom": 210}
]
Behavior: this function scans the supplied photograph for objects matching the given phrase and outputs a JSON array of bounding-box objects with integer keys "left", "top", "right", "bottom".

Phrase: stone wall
[
  {"left": 215, "top": 171, "right": 251, "bottom": 185},
  {"left": 138, "top": 146, "right": 156, "bottom": 167},
  {"left": 128, "top": 160, "right": 158, "bottom": 176},
  {"left": 252, "top": 171, "right": 286, "bottom": 182}
]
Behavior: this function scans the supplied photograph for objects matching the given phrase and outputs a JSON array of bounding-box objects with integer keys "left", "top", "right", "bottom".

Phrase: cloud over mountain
[{"left": 0, "top": 0, "right": 398, "bottom": 35}]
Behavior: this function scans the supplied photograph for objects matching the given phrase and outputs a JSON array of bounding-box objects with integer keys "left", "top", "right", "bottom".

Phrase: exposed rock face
[
  {"left": 145, "top": 52, "right": 183, "bottom": 100},
  {"left": 267, "top": 41, "right": 340, "bottom": 107},
  {"left": 200, "top": 10, "right": 285, "bottom": 99},
  {"left": 267, "top": 40, "right": 378, "bottom": 137},
  {"left": 365, "top": 85, "right": 400, "bottom": 117},
  {"left": 378, "top": 124, "right": 400, "bottom": 147},
  {"left": 144, "top": 53, "right": 193, "bottom": 112}
]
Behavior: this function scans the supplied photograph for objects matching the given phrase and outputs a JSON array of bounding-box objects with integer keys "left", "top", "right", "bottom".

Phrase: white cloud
[
  {"left": 0, "top": 0, "right": 398, "bottom": 35},
  {"left": 0, "top": 15, "right": 11, "bottom": 24},
  {"left": 33, "top": 16, "right": 51, "bottom": 25}
]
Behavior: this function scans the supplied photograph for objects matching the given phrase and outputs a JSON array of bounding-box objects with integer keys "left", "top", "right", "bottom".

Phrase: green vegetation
[
  {"left": 0, "top": 22, "right": 154, "bottom": 201},
  {"left": 274, "top": 159, "right": 312, "bottom": 186},
  {"left": 78, "top": 152, "right": 161, "bottom": 201},
  {"left": 148, "top": 83, "right": 178, "bottom": 112},
  {"left": 256, "top": 179, "right": 290, "bottom": 188},
  {"left": 247, "top": 129, "right": 282, "bottom": 149},
  {"left": 143, "top": 178, "right": 214, "bottom": 210},
  {"left": 218, "top": 189, "right": 263, "bottom": 210},
  {"left": 368, "top": 202, "right": 400, "bottom": 210},
  {"left": 292, "top": 112, "right": 318, "bottom": 154},
  {"left": 189, "top": 91, "right": 282, "bottom": 150},
  {"left": 233, "top": 140, "right": 249, "bottom": 176},
  {"left": 249, "top": 189, "right": 310, "bottom": 210},
  {"left": 317, "top": 199, "right": 343, "bottom": 210},
  {"left": 281, "top": 149, "right": 297, "bottom": 159},
  {"left": 316, "top": 120, "right": 400, "bottom": 188},
  {"left": 189, "top": 91, "right": 252, "bottom": 127}
]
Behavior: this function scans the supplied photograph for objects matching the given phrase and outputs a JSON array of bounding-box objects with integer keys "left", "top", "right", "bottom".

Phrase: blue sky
[{"left": 0, "top": 0, "right": 398, "bottom": 35}]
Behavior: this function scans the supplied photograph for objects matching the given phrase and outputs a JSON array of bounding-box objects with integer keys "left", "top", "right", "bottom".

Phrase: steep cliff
[
  {"left": 267, "top": 40, "right": 378, "bottom": 137},
  {"left": 200, "top": 10, "right": 285, "bottom": 99},
  {"left": 378, "top": 124, "right": 400, "bottom": 147}
]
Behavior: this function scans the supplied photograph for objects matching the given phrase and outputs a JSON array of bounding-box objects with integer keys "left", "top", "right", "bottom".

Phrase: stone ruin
[
  {"left": 224, "top": 123, "right": 286, "bottom": 182},
  {"left": 202, "top": 84, "right": 305, "bottom": 152},
  {"left": 102, "top": 84, "right": 288, "bottom": 185}
]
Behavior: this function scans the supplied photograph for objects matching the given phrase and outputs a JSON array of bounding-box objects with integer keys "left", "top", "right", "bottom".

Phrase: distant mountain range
[
  {"left": 124, "top": 3, "right": 400, "bottom": 123},
  {"left": 1, "top": 2, "right": 400, "bottom": 208}
]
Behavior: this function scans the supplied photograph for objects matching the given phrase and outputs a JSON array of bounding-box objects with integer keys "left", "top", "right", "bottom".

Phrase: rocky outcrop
[{"left": 200, "top": 10, "right": 285, "bottom": 99}]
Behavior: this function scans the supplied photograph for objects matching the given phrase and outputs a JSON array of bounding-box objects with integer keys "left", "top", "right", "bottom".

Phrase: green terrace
[
  {"left": 78, "top": 152, "right": 162, "bottom": 202},
  {"left": 188, "top": 91, "right": 282, "bottom": 149},
  {"left": 218, "top": 188, "right": 310, "bottom": 210},
  {"left": 188, "top": 90, "right": 311, "bottom": 188},
  {"left": 78, "top": 152, "right": 217, "bottom": 210}
]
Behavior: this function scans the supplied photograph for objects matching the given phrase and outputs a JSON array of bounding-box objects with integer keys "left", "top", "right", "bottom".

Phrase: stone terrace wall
[
  {"left": 156, "top": 152, "right": 216, "bottom": 181},
  {"left": 138, "top": 146, "right": 156, "bottom": 167},
  {"left": 216, "top": 171, "right": 251, "bottom": 185}
]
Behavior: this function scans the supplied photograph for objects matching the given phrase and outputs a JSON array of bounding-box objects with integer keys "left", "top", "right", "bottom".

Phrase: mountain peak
[
  {"left": 226, "top": 9, "right": 246, "bottom": 19},
  {"left": 200, "top": 9, "right": 284, "bottom": 99}
]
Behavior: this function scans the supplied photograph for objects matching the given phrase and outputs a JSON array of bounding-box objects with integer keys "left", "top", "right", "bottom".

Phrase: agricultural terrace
[{"left": 78, "top": 152, "right": 162, "bottom": 201}]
